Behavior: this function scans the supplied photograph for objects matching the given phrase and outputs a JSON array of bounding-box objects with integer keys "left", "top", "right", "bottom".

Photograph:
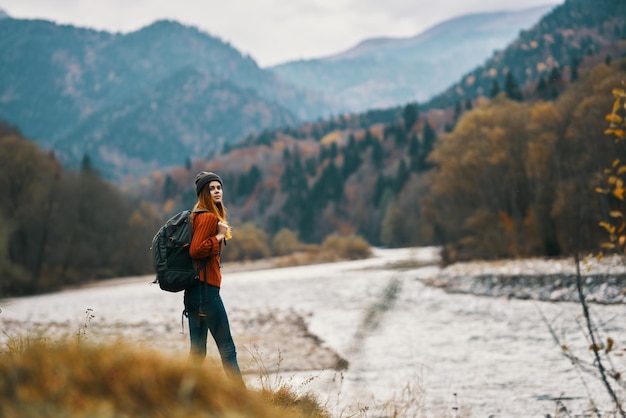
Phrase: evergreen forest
[{"left": 1, "top": 0, "right": 626, "bottom": 297}]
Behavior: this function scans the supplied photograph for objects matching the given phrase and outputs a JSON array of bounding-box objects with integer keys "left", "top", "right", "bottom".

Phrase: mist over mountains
[
  {"left": 0, "top": 5, "right": 557, "bottom": 180},
  {"left": 270, "top": 5, "right": 556, "bottom": 114},
  {"left": 0, "top": 17, "right": 330, "bottom": 178}
]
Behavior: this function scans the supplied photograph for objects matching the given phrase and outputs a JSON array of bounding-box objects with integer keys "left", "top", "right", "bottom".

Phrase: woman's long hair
[{"left": 194, "top": 185, "right": 232, "bottom": 240}]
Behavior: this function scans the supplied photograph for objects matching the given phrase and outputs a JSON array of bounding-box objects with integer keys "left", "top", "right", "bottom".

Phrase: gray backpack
[{"left": 150, "top": 209, "right": 207, "bottom": 292}]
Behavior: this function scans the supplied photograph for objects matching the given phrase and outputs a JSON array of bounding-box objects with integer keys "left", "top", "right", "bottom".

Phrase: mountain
[
  {"left": 270, "top": 5, "right": 556, "bottom": 114},
  {"left": 0, "top": 18, "right": 328, "bottom": 179},
  {"left": 425, "top": 0, "right": 626, "bottom": 109},
  {"left": 158, "top": 0, "right": 626, "bottom": 250},
  {"left": 52, "top": 67, "right": 298, "bottom": 176},
  {"left": 0, "top": 9, "right": 8, "bottom": 19}
]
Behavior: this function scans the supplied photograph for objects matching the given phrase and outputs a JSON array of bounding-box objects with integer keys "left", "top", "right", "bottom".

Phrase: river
[{"left": 1, "top": 247, "right": 625, "bottom": 417}]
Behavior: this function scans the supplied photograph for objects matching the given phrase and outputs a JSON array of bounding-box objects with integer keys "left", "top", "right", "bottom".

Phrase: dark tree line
[
  {"left": 253, "top": 104, "right": 439, "bottom": 244},
  {"left": 0, "top": 123, "right": 162, "bottom": 297}
]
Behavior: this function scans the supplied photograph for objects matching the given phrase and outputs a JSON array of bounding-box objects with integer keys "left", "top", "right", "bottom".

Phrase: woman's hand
[
  {"left": 216, "top": 221, "right": 229, "bottom": 243},
  {"left": 217, "top": 221, "right": 229, "bottom": 235}
]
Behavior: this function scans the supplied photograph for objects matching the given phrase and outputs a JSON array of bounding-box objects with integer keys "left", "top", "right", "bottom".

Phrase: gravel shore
[{"left": 421, "top": 254, "right": 626, "bottom": 304}]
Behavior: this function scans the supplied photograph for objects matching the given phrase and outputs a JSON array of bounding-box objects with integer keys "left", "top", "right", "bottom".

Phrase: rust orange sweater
[{"left": 189, "top": 212, "right": 223, "bottom": 288}]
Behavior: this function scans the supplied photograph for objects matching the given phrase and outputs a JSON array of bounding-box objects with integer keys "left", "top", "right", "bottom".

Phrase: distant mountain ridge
[
  {"left": 425, "top": 0, "right": 626, "bottom": 110},
  {"left": 270, "top": 5, "right": 556, "bottom": 114},
  {"left": 0, "top": 5, "right": 566, "bottom": 180},
  {"left": 329, "top": 5, "right": 557, "bottom": 61},
  {"left": 0, "top": 17, "right": 328, "bottom": 179}
]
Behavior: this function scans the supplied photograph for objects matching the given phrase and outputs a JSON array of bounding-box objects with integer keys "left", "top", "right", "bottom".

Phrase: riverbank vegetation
[
  {"left": 0, "top": 128, "right": 164, "bottom": 297},
  {"left": 0, "top": 128, "right": 372, "bottom": 297},
  {"left": 0, "top": 337, "right": 331, "bottom": 418},
  {"left": 2, "top": 29, "right": 626, "bottom": 303},
  {"left": 3, "top": 58, "right": 625, "bottom": 297}
]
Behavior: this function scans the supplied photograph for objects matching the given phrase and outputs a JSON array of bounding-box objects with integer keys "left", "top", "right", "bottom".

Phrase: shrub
[
  {"left": 321, "top": 234, "right": 372, "bottom": 260},
  {"left": 224, "top": 222, "right": 271, "bottom": 261},
  {"left": 271, "top": 228, "right": 304, "bottom": 256},
  {"left": 0, "top": 339, "right": 328, "bottom": 418}
]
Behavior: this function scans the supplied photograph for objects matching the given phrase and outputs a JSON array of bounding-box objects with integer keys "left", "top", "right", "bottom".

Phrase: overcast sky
[{"left": 1, "top": 0, "right": 562, "bottom": 67}]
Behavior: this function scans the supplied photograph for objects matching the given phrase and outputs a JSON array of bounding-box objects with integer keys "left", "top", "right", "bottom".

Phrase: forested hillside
[
  {"left": 271, "top": 5, "right": 554, "bottom": 114},
  {"left": 141, "top": 0, "right": 626, "bottom": 266},
  {"left": 0, "top": 18, "right": 328, "bottom": 179},
  {"left": 3, "top": 0, "right": 626, "bottom": 298},
  {"left": 426, "top": 0, "right": 626, "bottom": 110},
  {"left": 0, "top": 122, "right": 163, "bottom": 296},
  {"left": 144, "top": 58, "right": 626, "bottom": 263}
]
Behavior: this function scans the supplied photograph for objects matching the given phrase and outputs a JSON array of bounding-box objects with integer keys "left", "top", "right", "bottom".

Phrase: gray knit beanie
[{"left": 195, "top": 171, "right": 223, "bottom": 196}]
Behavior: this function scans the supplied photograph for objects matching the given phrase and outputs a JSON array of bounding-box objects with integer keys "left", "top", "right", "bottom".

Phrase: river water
[{"left": 1, "top": 247, "right": 625, "bottom": 417}]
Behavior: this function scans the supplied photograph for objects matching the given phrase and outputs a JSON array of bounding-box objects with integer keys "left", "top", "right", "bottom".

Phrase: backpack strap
[{"left": 190, "top": 208, "right": 211, "bottom": 278}]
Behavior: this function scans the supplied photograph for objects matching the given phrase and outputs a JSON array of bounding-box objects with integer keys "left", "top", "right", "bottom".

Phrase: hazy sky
[{"left": 1, "top": 0, "right": 562, "bottom": 67}]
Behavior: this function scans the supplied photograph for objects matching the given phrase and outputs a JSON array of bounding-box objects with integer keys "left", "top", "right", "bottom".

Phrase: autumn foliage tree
[
  {"left": 596, "top": 81, "right": 626, "bottom": 251},
  {"left": 0, "top": 124, "right": 163, "bottom": 296},
  {"left": 426, "top": 97, "right": 537, "bottom": 260},
  {"left": 426, "top": 60, "right": 626, "bottom": 262}
]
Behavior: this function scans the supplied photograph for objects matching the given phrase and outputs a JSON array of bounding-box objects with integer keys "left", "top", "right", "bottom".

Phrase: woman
[{"left": 185, "top": 171, "right": 244, "bottom": 385}]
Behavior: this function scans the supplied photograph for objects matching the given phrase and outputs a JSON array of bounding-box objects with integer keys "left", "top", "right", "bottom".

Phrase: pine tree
[
  {"left": 305, "top": 157, "right": 317, "bottom": 177},
  {"left": 394, "top": 159, "right": 410, "bottom": 192},
  {"left": 163, "top": 175, "right": 176, "bottom": 200},
  {"left": 504, "top": 72, "right": 523, "bottom": 101},
  {"left": 373, "top": 175, "right": 387, "bottom": 208},
  {"left": 237, "top": 165, "right": 262, "bottom": 196},
  {"left": 409, "top": 134, "right": 421, "bottom": 172},
  {"left": 549, "top": 66, "right": 561, "bottom": 83},
  {"left": 361, "top": 129, "right": 376, "bottom": 151},
  {"left": 454, "top": 100, "right": 463, "bottom": 121},
  {"left": 409, "top": 134, "right": 419, "bottom": 157},
  {"left": 490, "top": 80, "right": 501, "bottom": 98},
  {"left": 329, "top": 142, "right": 338, "bottom": 160},
  {"left": 570, "top": 56, "right": 580, "bottom": 82},
  {"left": 536, "top": 76, "right": 548, "bottom": 99},
  {"left": 80, "top": 154, "right": 96, "bottom": 175},
  {"left": 371, "top": 139, "right": 384, "bottom": 169},
  {"left": 395, "top": 125, "right": 408, "bottom": 147},
  {"left": 282, "top": 147, "right": 292, "bottom": 162},
  {"left": 417, "top": 122, "right": 437, "bottom": 172},
  {"left": 342, "top": 138, "right": 362, "bottom": 179},
  {"left": 312, "top": 162, "right": 343, "bottom": 204},
  {"left": 403, "top": 103, "right": 419, "bottom": 132}
]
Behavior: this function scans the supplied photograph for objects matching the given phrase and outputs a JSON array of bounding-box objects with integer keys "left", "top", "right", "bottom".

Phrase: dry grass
[
  {"left": 271, "top": 235, "right": 373, "bottom": 268},
  {"left": 272, "top": 250, "right": 340, "bottom": 268},
  {"left": 222, "top": 230, "right": 372, "bottom": 269},
  {"left": 0, "top": 335, "right": 444, "bottom": 418},
  {"left": 383, "top": 259, "right": 440, "bottom": 271},
  {"left": 0, "top": 338, "right": 330, "bottom": 418},
  {"left": 320, "top": 234, "right": 372, "bottom": 260}
]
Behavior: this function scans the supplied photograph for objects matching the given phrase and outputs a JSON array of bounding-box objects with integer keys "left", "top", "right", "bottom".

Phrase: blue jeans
[{"left": 184, "top": 283, "right": 243, "bottom": 383}]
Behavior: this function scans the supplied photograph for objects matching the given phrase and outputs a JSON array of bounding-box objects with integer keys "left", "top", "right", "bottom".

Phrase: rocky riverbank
[{"left": 420, "top": 254, "right": 626, "bottom": 304}]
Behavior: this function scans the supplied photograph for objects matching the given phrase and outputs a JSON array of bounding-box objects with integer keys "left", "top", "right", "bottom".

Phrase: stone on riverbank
[{"left": 421, "top": 255, "right": 626, "bottom": 304}]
